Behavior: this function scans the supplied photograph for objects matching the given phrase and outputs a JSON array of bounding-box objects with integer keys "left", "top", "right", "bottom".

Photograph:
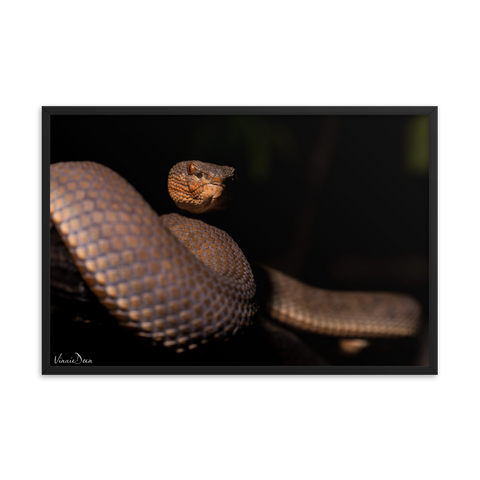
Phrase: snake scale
[{"left": 50, "top": 161, "right": 421, "bottom": 353}]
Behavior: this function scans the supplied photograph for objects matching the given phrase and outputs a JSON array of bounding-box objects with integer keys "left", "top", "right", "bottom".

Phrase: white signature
[{"left": 54, "top": 352, "right": 92, "bottom": 365}]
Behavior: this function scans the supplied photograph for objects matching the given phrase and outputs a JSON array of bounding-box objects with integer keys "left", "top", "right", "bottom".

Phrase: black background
[{"left": 49, "top": 114, "right": 429, "bottom": 367}]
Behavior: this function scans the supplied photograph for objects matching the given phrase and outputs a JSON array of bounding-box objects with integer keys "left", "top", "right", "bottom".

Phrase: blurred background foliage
[
  {"left": 192, "top": 114, "right": 430, "bottom": 182},
  {"left": 404, "top": 115, "right": 429, "bottom": 176},
  {"left": 192, "top": 116, "right": 297, "bottom": 183}
]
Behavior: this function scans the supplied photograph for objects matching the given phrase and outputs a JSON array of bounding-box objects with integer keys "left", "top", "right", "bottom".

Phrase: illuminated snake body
[{"left": 50, "top": 161, "right": 420, "bottom": 353}]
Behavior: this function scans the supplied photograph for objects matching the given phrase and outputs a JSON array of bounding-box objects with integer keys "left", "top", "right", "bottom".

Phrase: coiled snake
[{"left": 50, "top": 161, "right": 421, "bottom": 353}]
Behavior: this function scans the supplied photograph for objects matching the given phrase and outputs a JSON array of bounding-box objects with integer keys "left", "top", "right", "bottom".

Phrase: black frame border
[{"left": 42, "top": 106, "right": 438, "bottom": 375}]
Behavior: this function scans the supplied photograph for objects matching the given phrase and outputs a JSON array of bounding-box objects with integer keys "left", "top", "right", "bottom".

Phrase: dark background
[{"left": 49, "top": 114, "right": 430, "bottom": 367}]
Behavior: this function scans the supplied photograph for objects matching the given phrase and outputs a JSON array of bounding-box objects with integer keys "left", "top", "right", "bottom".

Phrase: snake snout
[{"left": 209, "top": 176, "right": 223, "bottom": 186}]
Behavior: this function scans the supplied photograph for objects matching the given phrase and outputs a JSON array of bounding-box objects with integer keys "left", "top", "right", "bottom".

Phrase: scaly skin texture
[
  {"left": 50, "top": 160, "right": 421, "bottom": 352},
  {"left": 50, "top": 161, "right": 256, "bottom": 353},
  {"left": 261, "top": 266, "right": 420, "bottom": 337}
]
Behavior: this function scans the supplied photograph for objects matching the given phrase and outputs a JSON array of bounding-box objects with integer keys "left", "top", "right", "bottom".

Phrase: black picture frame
[{"left": 41, "top": 105, "right": 439, "bottom": 375}]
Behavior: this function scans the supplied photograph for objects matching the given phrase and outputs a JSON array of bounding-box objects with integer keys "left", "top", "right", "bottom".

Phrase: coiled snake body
[{"left": 50, "top": 161, "right": 420, "bottom": 353}]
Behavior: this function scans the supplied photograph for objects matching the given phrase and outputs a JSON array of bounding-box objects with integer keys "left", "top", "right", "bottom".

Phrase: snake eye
[{"left": 187, "top": 163, "right": 195, "bottom": 175}]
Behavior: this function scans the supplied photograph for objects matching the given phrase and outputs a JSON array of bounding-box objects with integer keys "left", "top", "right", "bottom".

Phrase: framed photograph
[{"left": 41, "top": 105, "right": 439, "bottom": 374}]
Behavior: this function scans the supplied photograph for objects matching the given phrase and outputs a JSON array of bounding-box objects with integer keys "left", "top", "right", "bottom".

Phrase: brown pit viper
[{"left": 50, "top": 160, "right": 421, "bottom": 353}]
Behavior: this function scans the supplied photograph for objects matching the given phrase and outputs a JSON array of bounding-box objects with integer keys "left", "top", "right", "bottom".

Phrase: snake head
[{"left": 168, "top": 160, "right": 237, "bottom": 214}]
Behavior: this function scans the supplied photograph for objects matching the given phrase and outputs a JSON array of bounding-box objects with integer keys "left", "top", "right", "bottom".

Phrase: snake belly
[{"left": 50, "top": 161, "right": 257, "bottom": 353}]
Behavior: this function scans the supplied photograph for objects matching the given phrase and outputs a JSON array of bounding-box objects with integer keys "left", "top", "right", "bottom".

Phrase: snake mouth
[
  {"left": 189, "top": 181, "right": 225, "bottom": 193},
  {"left": 190, "top": 176, "right": 226, "bottom": 193}
]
